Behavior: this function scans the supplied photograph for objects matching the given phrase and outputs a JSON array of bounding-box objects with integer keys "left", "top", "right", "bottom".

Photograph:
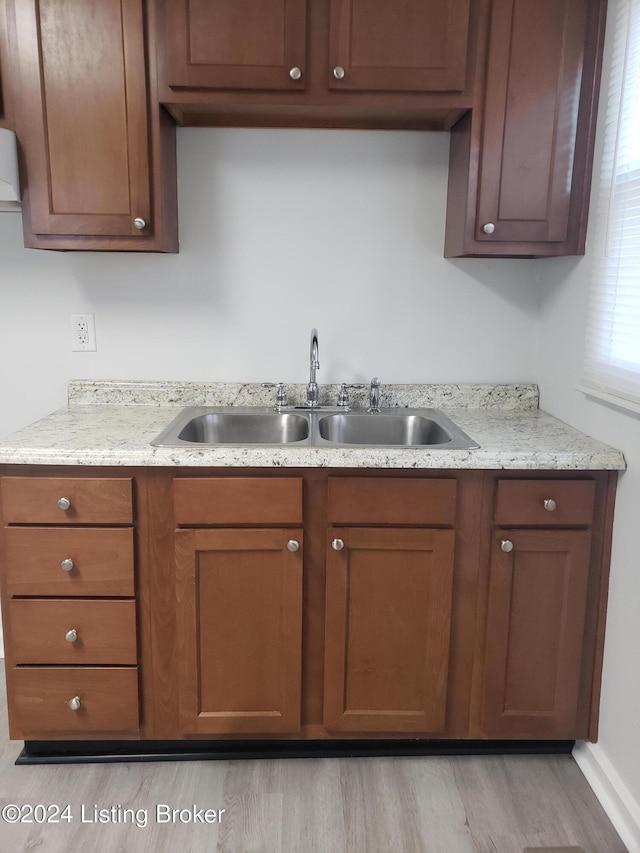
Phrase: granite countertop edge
[{"left": 0, "top": 381, "right": 627, "bottom": 471}]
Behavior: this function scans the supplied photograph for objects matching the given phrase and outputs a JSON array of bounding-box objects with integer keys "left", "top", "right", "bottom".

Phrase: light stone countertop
[{"left": 0, "top": 381, "right": 627, "bottom": 470}]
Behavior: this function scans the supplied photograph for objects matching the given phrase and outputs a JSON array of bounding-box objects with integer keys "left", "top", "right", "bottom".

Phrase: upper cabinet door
[
  {"left": 14, "top": 0, "right": 152, "bottom": 239},
  {"left": 165, "top": 0, "right": 308, "bottom": 91},
  {"left": 328, "top": 0, "right": 471, "bottom": 92},
  {"left": 476, "top": 0, "right": 588, "bottom": 244}
]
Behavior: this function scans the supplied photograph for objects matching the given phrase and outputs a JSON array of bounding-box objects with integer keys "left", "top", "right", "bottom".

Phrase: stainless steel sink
[
  {"left": 318, "top": 410, "right": 478, "bottom": 448},
  {"left": 151, "top": 406, "right": 478, "bottom": 449},
  {"left": 318, "top": 412, "right": 451, "bottom": 446},
  {"left": 151, "top": 408, "right": 311, "bottom": 446}
]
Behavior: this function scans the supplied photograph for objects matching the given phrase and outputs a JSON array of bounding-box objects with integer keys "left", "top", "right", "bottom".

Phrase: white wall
[{"left": 0, "top": 129, "right": 540, "bottom": 438}]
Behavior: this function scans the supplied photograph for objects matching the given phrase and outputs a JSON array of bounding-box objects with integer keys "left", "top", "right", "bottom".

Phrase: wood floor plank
[{"left": 0, "top": 661, "right": 627, "bottom": 852}]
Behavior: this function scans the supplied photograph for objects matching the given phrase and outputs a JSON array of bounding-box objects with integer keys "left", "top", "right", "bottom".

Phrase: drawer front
[
  {"left": 328, "top": 477, "right": 457, "bottom": 526},
  {"left": 10, "top": 667, "right": 139, "bottom": 737},
  {"left": 173, "top": 477, "right": 303, "bottom": 525},
  {"left": 8, "top": 600, "right": 137, "bottom": 665},
  {"left": 3, "top": 527, "right": 134, "bottom": 596},
  {"left": 495, "top": 480, "right": 596, "bottom": 526},
  {"left": 1, "top": 476, "right": 133, "bottom": 524}
]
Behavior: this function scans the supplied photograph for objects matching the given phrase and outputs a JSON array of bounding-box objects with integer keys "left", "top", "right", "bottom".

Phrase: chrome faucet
[
  {"left": 306, "top": 328, "right": 320, "bottom": 407},
  {"left": 368, "top": 377, "right": 381, "bottom": 413}
]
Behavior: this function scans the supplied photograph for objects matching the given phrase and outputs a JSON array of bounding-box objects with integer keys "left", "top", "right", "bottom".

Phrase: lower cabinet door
[
  {"left": 175, "top": 528, "right": 303, "bottom": 735},
  {"left": 323, "top": 527, "right": 455, "bottom": 734},
  {"left": 483, "top": 529, "right": 592, "bottom": 738}
]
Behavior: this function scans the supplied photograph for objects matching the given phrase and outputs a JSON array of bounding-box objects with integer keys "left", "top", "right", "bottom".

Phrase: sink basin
[
  {"left": 151, "top": 406, "right": 478, "bottom": 449},
  {"left": 318, "top": 412, "right": 452, "bottom": 446},
  {"left": 152, "top": 408, "right": 310, "bottom": 446}
]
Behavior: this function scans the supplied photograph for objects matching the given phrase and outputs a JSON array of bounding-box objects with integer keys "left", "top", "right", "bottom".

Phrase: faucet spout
[{"left": 307, "top": 328, "right": 320, "bottom": 407}]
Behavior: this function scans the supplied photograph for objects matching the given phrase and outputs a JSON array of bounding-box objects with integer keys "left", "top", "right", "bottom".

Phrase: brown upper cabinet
[
  {"left": 156, "top": 0, "right": 476, "bottom": 130},
  {"left": 445, "top": 0, "right": 607, "bottom": 257},
  {"left": 8, "top": 0, "right": 177, "bottom": 251},
  {"left": 165, "top": 0, "right": 308, "bottom": 92}
]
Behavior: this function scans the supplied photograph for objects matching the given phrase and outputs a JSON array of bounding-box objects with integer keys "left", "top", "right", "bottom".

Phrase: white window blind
[{"left": 580, "top": 0, "right": 640, "bottom": 414}]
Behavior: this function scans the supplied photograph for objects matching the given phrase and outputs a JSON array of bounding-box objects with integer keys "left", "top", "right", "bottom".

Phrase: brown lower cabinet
[
  {"left": 0, "top": 467, "right": 617, "bottom": 746},
  {"left": 323, "top": 527, "right": 455, "bottom": 734}
]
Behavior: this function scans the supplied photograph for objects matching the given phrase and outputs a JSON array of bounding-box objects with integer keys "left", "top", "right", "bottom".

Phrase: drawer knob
[
  {"left": 501, "top": 539, "right": 514, "bottom": 553},
  {"left": 133, "top": 217, "right": 146, "bottom": 230},
  {"left": 60, "top": 558, "right": 74, "bottom": 572},
  {"left": 65, "top": 629, "right": 78, "bottom": 643},
  {"left": 287, "top": 539, "right": 300, "bottom": 552},
  {"left": 68, "top": 696, "right": 81, "bottom": 711},
  {"left": 482, "top": 222, "right": 496, "bottom": 234},
  {"left": 289, "top": 66, "right": 302, "bottom": 80},
  {"left": 57, "top": 497, "right": 71, "bottom": 511},
  {"left": 333, "top": 66, "right": 345, "bottom": 80},
  {"left": 543, "top": 498, "right": 557, "bottom": 512},
  {"left": 332, "top": 538, "right": 345, "bottom": 551}
]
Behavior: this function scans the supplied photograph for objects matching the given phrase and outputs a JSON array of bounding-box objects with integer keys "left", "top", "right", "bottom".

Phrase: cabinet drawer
[
  {"left": 495, "top": 480, "right": 596, "bottom": 526},
  {"left": 173, "top": 477, "right": 303, "bottom": 525},
  {"left": 8, "top": 600, "right": 137, "bottom": 665},
  {"left": 328, "top": 477, "right": 457, "bottom": 525},
  {"left": 3, "top": 527, "right": 134, "bottom": 596},
  {"left": 10, "top": 667, "right": 139, "bottom": 737},
  {"left": 1, "top": 477, "right": 133, "bottom": 524}
]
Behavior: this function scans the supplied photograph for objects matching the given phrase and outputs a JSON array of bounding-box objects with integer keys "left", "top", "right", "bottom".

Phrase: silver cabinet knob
[
  {"left": 57, "top": 497, "right": 71, "bottom": 511},
  {"left": 543, "top": 498, "right": 557, "bottom": 512},
  {"left": 133, "top": 217, "right": 146, "bottom": 230},
  {"left": 65, "top": 628, "right": 78, "bottom": 643},
  {"left": 60, "top": 558, "right": 74, "bottom": 572},
  {"left": 482, "top": 223, "right": 496, "bottom": 234},
  {"left": 287, "top": 539, "right": 300, "bottom": 552},
  {"left": 332, "top": 538, "right": 345, "bottom": 551},
  {"left": 500, "top": 539, "right": 514, "bottom": 553},
  {"left": 289, "top": 67, "right": 302, "bottom": 80},
  {"left": 333, "top": 66, "right": 345, "bottom": 80},
  {"left": 68, "top": 696, "right": 81, "bottom": 711}
]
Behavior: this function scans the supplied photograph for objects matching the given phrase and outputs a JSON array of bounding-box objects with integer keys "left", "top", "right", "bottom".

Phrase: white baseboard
[{"left": 573, "top": 741, "right": 640, "bottom": 852}]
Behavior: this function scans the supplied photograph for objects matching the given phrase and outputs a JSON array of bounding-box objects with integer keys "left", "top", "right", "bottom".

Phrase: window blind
[{"left": 580, "top": 0, "right": 640, "bottom": 414}]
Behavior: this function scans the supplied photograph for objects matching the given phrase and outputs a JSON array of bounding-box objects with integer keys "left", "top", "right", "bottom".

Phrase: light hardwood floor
[{"left": 0, "top": 661, "right": 626, "bottom": 852}]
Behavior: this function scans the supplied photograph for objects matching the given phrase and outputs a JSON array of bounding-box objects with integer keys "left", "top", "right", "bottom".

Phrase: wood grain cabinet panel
[
  {"left": 328, "top": 0, "right": 470, "bottom": 92},
  {"left": 165, "top": 0, "right": 308, "bottom": 91},
  {"left": 8, "top": 599, "right": 137, "bottom": 665},
  {"left": 9, "top": 0, "right": 177, "bottom": 251},
  {"left": 1, "top": 476, "right": 133, "bottom": 524},
  {"left": 323, "top": 527, "right": 455, "bottom": 733},
  {"left": 175, "top": 528, "right": 303, "bottom": 735},
  {"left": 445, "top": 0, "right": 607, "bottom": 257},
  {"left": 3, "top": 527, "right": 135, "bottom": 597},
  {"left": 155, "top": 0, "right": 475, "bottom": 129},
  {"left": 328, "top": 477, "right": 456, "bottom": 526},
  {"left": 494, "top": 479, "right": 596, "bottom": 527},
  {"left": 9, "top": 667, "right": 139, "bottom": 738},
  {"left": 173, "top": 476, "right": 303, "bottom": 525},
  {"left": 483, "top": 529, "right": 592, "bottom": 738}
]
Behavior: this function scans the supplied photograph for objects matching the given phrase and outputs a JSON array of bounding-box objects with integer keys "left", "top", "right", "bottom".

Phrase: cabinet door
[
  {"left": 176, "top": 528, "right": 303, "bottom": 735},
  {"left": 483, "top": 530, "right": 592, "bottom": 738},
  {"left": 445, "top": 0, "right": 606, "bottom": 257},
  {"left": 476, "top": 0, "right": 588, "bottom": 244},
  {"left": 324, "top": 527, "right": 455, "bottom": 733},
  {"left": 165, "top": 0, "right": 308, "bottom": 91},
  {"left": 328, "top": 0, "right": 470, "bottom": 92},
  {"left": 13, "top": 0, "right": 153, "bottom": 240}
]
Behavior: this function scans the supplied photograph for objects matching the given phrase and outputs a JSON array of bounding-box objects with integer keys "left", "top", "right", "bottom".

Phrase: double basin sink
[{"left": 151, "top": 406, "right": 479, "bottom": 450}]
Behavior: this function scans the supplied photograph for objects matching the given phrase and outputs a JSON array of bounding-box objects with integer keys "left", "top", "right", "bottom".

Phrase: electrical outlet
[{"left": 71, "top": 313, "right": 96, "bottom": 352}]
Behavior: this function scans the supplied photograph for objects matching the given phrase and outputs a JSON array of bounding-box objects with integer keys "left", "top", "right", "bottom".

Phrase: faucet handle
[
  {"left": 368, "top": 377, "right": 382, "bottom": 413},
  {"left": 261, "top": 382, "right": 289, "bottom": 410},
  {"left": 337, "top": 383, "right": 365, "bottom": 408}
]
